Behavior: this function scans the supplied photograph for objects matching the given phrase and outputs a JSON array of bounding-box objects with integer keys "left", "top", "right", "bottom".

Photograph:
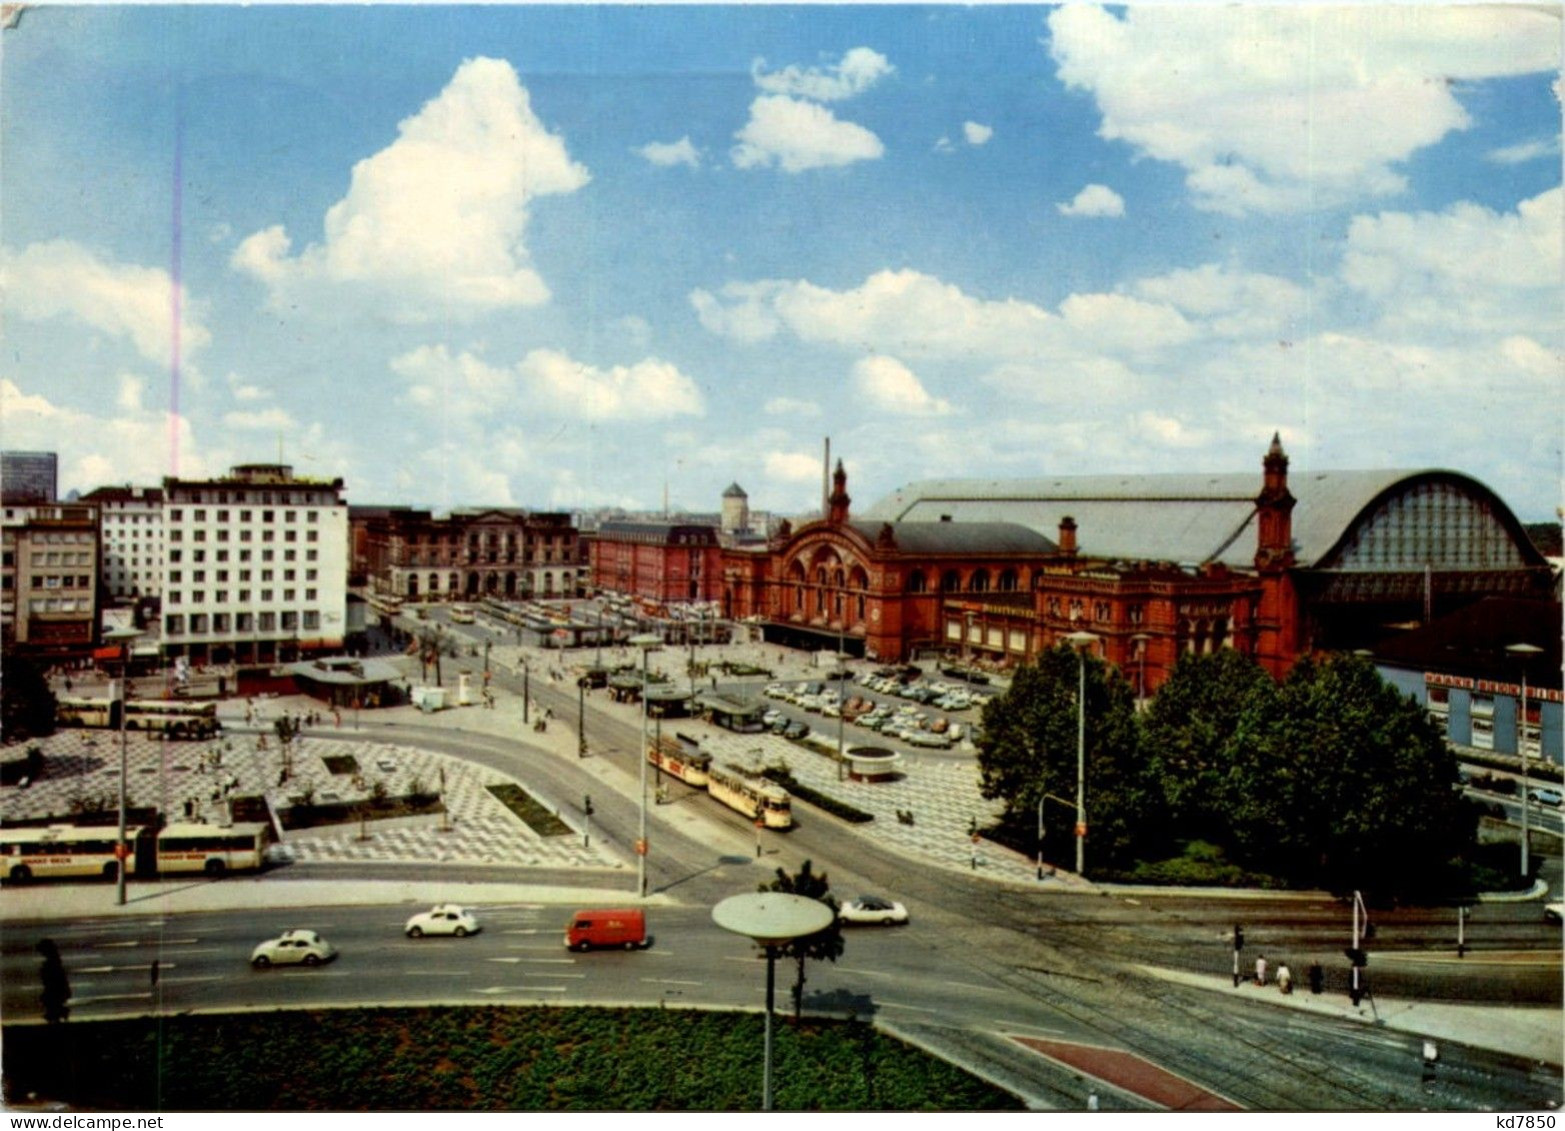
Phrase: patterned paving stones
[{"left": 1, "top": 723, "right": 619, "bottom": 873}]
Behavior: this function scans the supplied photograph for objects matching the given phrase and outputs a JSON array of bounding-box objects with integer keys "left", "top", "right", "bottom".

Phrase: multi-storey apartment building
[
  {"left": 80, "top": 485, "right": 165, "bottom": 602},
  {"left": 1, "top": 501, "right": 99, "bottom": 660},
  {"left": 160, "top": 464, "right": 348, "bottom": 663},
  {"left": 356, "top": 507, "right": 586, "bottom": 603}
]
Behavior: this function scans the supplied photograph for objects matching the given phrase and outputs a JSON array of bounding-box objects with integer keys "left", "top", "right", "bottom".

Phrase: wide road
[
  {"left": 8, "top": 628, "right": 1561, "bottom": 1111},
  {"left": 4, "top": 893, "right": 1560, "bottom": 1112}
]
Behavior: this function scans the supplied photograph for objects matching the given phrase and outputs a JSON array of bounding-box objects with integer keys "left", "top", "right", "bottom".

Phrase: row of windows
[
  {"left": 29, "top": 597, "right": 89, "bottom": 613},
  {"left": 30, "top": 575, "right": 90, "bottom": 589},
  {"left": 170, "top": 568, "right": 316, "bottom": 584},
  {"left": 169, "top": 548, "right": 317, "bottom": 564},
  {"left": 31, "top": 551, "right": 92, "bottom": 567},
  {"left": 169, "top": 528, "right": 317, "bottom": 543},
  {"left": 169, "top": 507, "right": 323, "bottom": 524},
  {"left": 166, "top": 588, "right": 319, "bottom": 606},
  {"left": 165, "top": 610, "right": 320, "bottom": 635},
  {"left": 172, "top": 488, "right": 337, "bottom": 506}
]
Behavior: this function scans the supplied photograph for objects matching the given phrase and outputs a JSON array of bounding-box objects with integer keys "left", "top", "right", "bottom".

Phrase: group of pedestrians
[{"left": 1255, "top": 954, "right": 1324, "bottom": 995}]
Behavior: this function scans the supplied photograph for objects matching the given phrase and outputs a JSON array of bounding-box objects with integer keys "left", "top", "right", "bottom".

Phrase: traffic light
[
  {"left": 1344, "top": 947, "right": 1368, "bottom": 967},
  {"left": 1233, "top": 925, "right": 1245, "bottom": 951},
  {"left": 584, "top": 794, "right": 594, "bottom": 816}
]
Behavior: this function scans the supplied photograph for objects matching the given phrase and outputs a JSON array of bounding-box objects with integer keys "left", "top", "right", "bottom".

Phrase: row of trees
[{"left": 977, "top": 647, "right": 1486, "bottom": 898}]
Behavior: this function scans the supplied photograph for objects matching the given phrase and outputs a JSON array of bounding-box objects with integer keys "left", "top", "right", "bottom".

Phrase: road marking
[
  {"left": 278, "top": 969, "right": 350, "bottom": 977},
  {"left": 478, "top": 985, "right": 567, "bottom": 995},
  {"left": 76, "top": 964, "right": 176, "bottom": 974},
  {"left": 506, "top": 943, "right": 562, "bottom": 951},
  {"left": 640, "top": 978, "right": 703, "bottom": 987},
  {"left": 876, "top": 1001, "right": 940, "bottom": 1014},
  {"left": 156, "top": 976, "right": 223, "bottom": 986},
  {"left": 98, "top": 941, "right": 143, "bottom": 949},
  {"left": 488, "top": 957, "right": 523, "bottom": 964},
  {"left": 70, "top": 992, "right": 154, "bottom": 1004},
  {"left": 941, "top": 980, "right": 999, "bottom": 994},
  {"left": 519, "top": 957, "right": 576, "bottom": 965},
  {"left": 503, "top": 929, "right": 547, "bottom": 935},
  {"left": 401, "top": 970, "right": 472, "bottom": 977}
]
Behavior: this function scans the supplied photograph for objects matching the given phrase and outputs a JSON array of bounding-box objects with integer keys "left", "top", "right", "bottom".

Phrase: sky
[{"left": 1, "top": 3, "right": 1560, "bottom": 522}]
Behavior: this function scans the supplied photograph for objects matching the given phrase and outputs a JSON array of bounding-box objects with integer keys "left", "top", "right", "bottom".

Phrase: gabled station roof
[{"left": 860, "top": 468, "right": 1472, "bottom": 569}]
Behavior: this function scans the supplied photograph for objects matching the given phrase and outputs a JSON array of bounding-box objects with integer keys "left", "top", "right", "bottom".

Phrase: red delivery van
[{"left": 564, "top": 908, "right": 648, "bottom": 951}]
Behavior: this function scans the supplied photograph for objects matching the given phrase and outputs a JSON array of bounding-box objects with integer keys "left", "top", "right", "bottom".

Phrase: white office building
[
  {"left": 160, "top": 464, "right": 348, "bottom": 663},
  {"left": 81, "top": 485, "right": 165, "bottom": 601}
]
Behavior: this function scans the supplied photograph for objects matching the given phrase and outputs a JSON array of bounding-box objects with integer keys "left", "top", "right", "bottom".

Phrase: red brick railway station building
[{"left": 589, "top": 439, "right": 1553, "bottom": 697}]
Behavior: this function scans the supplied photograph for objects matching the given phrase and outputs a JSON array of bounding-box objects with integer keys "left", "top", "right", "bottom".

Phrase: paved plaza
[{"left": 5, "top": 629, "right": 1067, "bottom": 888}]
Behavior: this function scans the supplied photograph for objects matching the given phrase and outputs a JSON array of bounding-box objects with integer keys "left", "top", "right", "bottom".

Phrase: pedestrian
[
  {"left": 1308, "top": 962, "right": 1324, "bottom": 995},
  {"left": 38, "top": 939, "right": 69, "bottom": 1024},
  {"left": 1254, "top": 953, "right": 1267, "bottom": 987},
  {"left": 1277, "top": 963, "right": 1293, "bottom": 995}
]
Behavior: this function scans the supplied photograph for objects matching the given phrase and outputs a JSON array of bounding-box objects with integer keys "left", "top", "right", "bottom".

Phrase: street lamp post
[
  {"left": 630, "top": 633, "right": 662, "bottom": 897},
  {"left": 1506, "top": 642, "right": 1543, "bottom": 879},
  {"left": 522, "top": 657, "right": 530, "bottom": 724},
  {"left": 1063, "top": 631, "right": 1099, "bottom": 877},
  {"left": 712, "top": 893, "right": 835, "bottom": 1112},
  {"left": 105, "top": 626, "right": 142, "bottom": 907}
]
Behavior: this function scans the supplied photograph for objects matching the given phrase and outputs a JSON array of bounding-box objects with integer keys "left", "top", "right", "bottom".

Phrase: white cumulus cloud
[
  {"left": 392, "top": 344, "right": 704, "bottom": 422},
  {"left": 752, "top": 47, "right": 893, "bottom": 102},
  {"left": 1048, "top": 4, "right": 1558, "bottom": 215},
  {"left": 637, "top": 137, "right": 701, "bottom": 168},
  {"left": 232, "top": 57, "right": 589, "bottom": 321},
  {"left": 962, "top": 121, "right": 993, "bottom": 146},
  {"left": 732, "top": 95, "right": 884, "bottom": 173},
  {"left": 2, "top": 240, "right": 211, "bottom": 367},
  {"left": 1340, "top": 187, "right": 1562, "bottom": 337},
  {"left": 1057, "top": 184, "right": 1125, "bottom": 218},
  {"left": 852, "top": 356, "right": 952, "bottom": 416}
]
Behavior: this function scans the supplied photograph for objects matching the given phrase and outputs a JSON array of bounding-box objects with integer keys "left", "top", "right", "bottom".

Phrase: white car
[
  {"left": 251, "top": 929, "right": 337, "bottom": 968},
  {"left": 1545, "top": 902, "right": 1563, "bottom": 926},
  {"left": 839, "top": 895, "right": 910, "bottom": 926},
  {"left": 405, "top": 904, "right": 482, "bottom": 938}
]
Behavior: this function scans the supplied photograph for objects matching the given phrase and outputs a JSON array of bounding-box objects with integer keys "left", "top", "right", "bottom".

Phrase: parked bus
[
  {"left": 449, "top": 605, "right": 476, "bottom": 624},
  {"left": 55, "top": 696, "right": 116, "bottom": 729},
  {"left": 705, "top": 766, "right": 793, "bottom": 829},
  {"left": 1, "top": 822, "right": 268, "bottom": 883},
  {"left": 55, "top": 697, "right": 220, "bottom": 739},
  {"left": 156, "top": 822, "right": 268, "bottom": 876},
  {"left": 0, "top": 826, "right": 141, "bottom": 882}
]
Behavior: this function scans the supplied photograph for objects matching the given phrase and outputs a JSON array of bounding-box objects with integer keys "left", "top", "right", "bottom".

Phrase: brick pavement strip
[{"left": 1012, "top": 1036, "right": 1245, "bottom": 1112}]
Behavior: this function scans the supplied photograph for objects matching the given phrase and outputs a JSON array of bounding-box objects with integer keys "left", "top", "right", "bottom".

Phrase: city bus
[
  {"left": 449, "top": 604, "right": 476, "bottom": 624},
  {"left": 155, "top": 822, "right": 268, "bottom": 876},
  {"left": 55, "top": 696, "right": 117, "bottom": 729},
  {"left": 125, "top": 700, "right": 221, "bottom": 738},
  {"left": 55, "top": 697, "right": 220, "bottom": 739},
  {"left": 0, "top": 825, "right": 141, "bottom": 883},
  {"left": 705, "top": 766, "right": 793, "bottom": 829}
]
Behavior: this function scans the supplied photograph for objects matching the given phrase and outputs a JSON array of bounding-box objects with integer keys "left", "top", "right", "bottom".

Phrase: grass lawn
[{"left": 3, "top": 1006, "right": 1022, "bottom": 1112}]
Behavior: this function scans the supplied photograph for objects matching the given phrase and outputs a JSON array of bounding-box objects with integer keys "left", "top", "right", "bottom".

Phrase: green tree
[
  {"left": 761, "top": 859, "right": 844, "bottom": 1021},
  {"left": 1228, "top": 654, "right": 1475, "bottom": 898},
  {"left": 1141, "top": 650, "right": 1276, "bottom": 847},
  {"left": 1, "top": 653, "right": 57, "bottom": 743},
  {"left": 975, "top": 645, "right": 1149, "bottom": 875}
]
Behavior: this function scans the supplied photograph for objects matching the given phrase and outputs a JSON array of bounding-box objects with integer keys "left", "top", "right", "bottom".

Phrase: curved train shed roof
[{"left": 861, "top": 468, "right": 1536, "bottom": 570}]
